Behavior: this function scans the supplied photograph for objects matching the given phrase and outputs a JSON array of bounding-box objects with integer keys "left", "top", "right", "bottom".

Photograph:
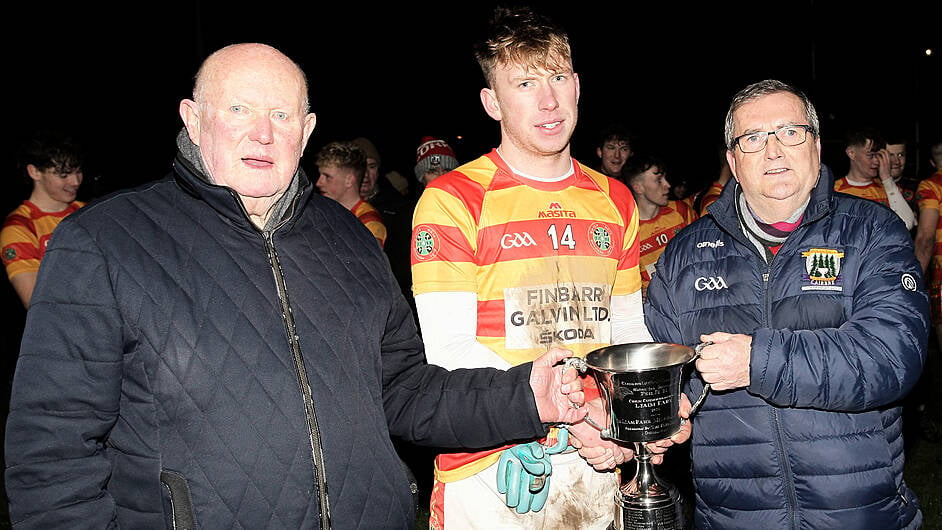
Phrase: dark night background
[
  {"left": 1, "top": 2, "right": 941, "bottom": 525},
  {"left": 0, "top": 1, "right": 940, "bottom": 363},
  {"left": 2, "top": 0, "right": 940, "bottom": 391},
  {"left": 0, "top": 2, "right": 939, "bottom": 367},
  {"left": 3, "top": 0, "right": 940, "bottom": 205},
  {"left": 2, "top": 0, "right": 939, "bottom": 381}
]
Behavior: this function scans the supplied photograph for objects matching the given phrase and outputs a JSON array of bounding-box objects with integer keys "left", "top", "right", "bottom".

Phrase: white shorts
[{"left": 430, "top": 450, "right": 619, "bottom": 529}]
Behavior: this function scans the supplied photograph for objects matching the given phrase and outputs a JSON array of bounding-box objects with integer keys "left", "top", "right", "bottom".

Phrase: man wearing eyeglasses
[
  {"left": 644, "top": 79, "right": 928, "bottom": 529},
  {"left": 833, "top": 126, "right": 916, "bottom": 230}
]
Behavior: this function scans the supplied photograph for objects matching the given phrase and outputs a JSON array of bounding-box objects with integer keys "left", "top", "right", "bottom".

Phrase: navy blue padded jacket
[{"left": 645, "top": 173, "right": 928, "bottom": 529}]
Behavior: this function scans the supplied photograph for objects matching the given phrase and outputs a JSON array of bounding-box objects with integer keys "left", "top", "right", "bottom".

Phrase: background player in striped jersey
[
  {"left": 913, "top": 138, "right": 942, "bottom": 441},
  {"left": 315, "top": 140, "right": 387, "bottom": 247},
  {"left": 594, "top": 122, "right": 634, "bottom": 179},
  {"left": 916, "top": 139, "right": 942, "bottom": 307},
  {"left": 2, "top": 130, "right": 85, "bottom": 309},
  {"left": 833, "top": 126, "right": 915, "bottom": 230},
  {"left": 410, "top": 6, "right": 689, "bottom": 529},
  {"left": 694, "top": 144, "right": 734, "bottom": 217},
  {"left": 623, "top": 152, "right": 698, "bottom": 300}
]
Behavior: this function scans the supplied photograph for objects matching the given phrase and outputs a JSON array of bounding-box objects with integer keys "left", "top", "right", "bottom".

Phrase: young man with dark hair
[{"left": 1, "top": 130, "right": 85, "bottom": 308}]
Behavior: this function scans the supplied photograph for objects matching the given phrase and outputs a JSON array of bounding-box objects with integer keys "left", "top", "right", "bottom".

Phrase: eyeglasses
[{"left": 732, "top": 124, "right": 816, "bottom": 153}]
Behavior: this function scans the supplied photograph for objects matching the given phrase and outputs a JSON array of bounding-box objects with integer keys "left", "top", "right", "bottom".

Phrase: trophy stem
[{"left": 610, "top": 443, "right": 687, "bottom": 530}]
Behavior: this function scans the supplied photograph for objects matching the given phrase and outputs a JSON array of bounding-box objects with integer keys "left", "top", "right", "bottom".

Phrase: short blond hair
[
  {"left": 315, "top": 141, "right": 367, "bottom": 185},
  {"left": 473, "top": 6, "right": 572, "bottom": 89}
]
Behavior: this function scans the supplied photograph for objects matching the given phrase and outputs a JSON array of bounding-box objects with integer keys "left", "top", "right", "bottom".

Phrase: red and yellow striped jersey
[
  {"left": 917, "top": 171, "right": 942, "bottom": 271},
  {"left": 411, "top": 149, "right": 641, "bottom": 481},
  {"left": 412, "top": 150, "right": 641, "bottom": 364},
  {"left": 351, "top": 199, "right": 386, "bottom": 248},
  {"left": 698, "top": 181, "right": 725, "bottom": 216},
  {"left": 639, "top": 200, "right": 698, "bottom": 299},
  {"left": 833, "top": 177, "right": 894, "bottom": 206},
  {"left": 2, "top": 200, "right": 84, "bottom": 281}
]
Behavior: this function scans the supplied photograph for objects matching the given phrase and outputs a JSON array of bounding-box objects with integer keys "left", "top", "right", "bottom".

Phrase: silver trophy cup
[{"left": 567, "top": 342, "right": 710, "bottom": 530}]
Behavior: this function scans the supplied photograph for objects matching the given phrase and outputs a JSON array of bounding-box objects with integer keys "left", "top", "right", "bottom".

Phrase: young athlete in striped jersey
[
  {"left": 314, "top": 140, "right": 387, "bottom": 248},
  {"left": 1, "top": 130, "right": 85, "bottom": 309},
  {"left": 623, "top": 152, "right": 699, "bottom": 300},
  {"left": 410, "top": 7, "right": 690, "bottom": 529},
  {"left": 833, "top": 126, "right": 915, "bottom": 230}
]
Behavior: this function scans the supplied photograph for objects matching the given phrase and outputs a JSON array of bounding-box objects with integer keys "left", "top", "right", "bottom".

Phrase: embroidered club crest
[
  {"left": 801, "top": 248, "right": 844, "bottom": 291},
  {"left": 589, "top": 223, "right": 613, "bottom": 256},
  {"left": 413, "top": 225, "right": 439, "bottom": 261}
]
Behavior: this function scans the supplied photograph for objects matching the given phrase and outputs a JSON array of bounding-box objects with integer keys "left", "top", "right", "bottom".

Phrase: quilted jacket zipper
[
  {"left": 763, "top": 240, "right": 799, "bottom": 529},
  {"left": 266, "top": 230, "right": 332, "bottom": 529}
]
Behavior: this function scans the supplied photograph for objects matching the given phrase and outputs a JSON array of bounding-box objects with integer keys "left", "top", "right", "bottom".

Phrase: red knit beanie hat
[{"left": 414, "top": 137, "right": 458, "bottom": 181}]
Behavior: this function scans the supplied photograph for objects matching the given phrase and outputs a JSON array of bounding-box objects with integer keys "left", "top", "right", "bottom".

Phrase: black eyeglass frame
[{"left": 731, "top": 124, "right": 817, "bottom": 153}]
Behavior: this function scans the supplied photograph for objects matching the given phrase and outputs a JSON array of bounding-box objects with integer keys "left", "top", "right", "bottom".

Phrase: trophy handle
[
  {"left": 563, "top": 356, "right": 587, "bottom": 373},
  {"left": 583, "top": 415, "right": 607, "bottom": 434},
  {"left": 689, "top": 342, "right": 713, "bottom": 415},
  {"left": 690, "top": 383, "right": 712, "bottom": 415},
  {"left": 561, "top": 357, "right": 610, "bottom": 436}
]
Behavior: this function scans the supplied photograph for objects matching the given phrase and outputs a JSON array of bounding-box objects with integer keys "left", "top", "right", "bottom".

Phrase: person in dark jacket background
[
  {"left": 2, "top": 42, "right": 589, "bottom": 529},
  {"left": 644, "top": 79, "right": 928, "bottom": 529}
]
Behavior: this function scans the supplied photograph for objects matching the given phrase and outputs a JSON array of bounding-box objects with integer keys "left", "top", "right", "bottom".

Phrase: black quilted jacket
[{"left": 4, "top": 148, "right": 547, "bottom": 528}]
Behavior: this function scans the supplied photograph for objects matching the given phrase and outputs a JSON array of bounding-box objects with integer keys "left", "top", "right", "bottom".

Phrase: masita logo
[{"left": 539, "top": 202, "right": 576, "bottom": 218}]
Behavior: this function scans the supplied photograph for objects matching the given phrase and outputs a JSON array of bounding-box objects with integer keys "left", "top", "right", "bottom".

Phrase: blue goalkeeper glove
[{"left": 496, "top": 427, "right": 570, "bottom": 514}]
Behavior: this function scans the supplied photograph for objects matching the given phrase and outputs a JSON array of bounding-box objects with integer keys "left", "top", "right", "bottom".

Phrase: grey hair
[{"left": 724, "top": 79, "right": 819, "bottom": 150}]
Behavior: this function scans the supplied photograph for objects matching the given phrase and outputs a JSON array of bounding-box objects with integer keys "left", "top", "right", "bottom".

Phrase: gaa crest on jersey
[
  {"left": 801, "top": 247, "right": 844, "bottom": 292},
  {"left": 413, "top": 225, "right": 439, "bottom": 261},
  {"left": 3, "top": 247, "right": 15, "bottom": 262},
  {"left": 588, "top": 223, "right": 613, "bottom": 256}
]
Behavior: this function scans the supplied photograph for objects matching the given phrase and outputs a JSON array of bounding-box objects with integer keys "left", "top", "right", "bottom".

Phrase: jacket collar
[
  {"left": 710, "top": 166, "right": 832, "bottom": 235},
  {"left": 171, "top": 129, "right": 312, "bottom": 232}
]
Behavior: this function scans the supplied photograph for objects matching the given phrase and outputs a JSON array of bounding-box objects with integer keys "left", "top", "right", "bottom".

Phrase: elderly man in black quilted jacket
[{"left": 3, "top": 42, "right": 587, "bottom": 529}]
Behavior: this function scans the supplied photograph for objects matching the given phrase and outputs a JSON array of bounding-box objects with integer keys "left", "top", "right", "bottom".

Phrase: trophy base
[
  {"left": 609, "top": 451, "right": 687, "bottom": 530},
  {"left": 611, "top": 495, "right": 686, "bottom": 530}
]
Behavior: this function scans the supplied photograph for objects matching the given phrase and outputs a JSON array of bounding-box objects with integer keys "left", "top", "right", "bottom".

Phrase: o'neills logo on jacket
[{"left": 801, "top": 248, "right": 844, "bottom": 292}]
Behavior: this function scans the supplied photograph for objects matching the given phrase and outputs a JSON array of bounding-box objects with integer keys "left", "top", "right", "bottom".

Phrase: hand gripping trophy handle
[
  {"left": 687, "top": 341, "right": 711, "bottom": 416},
  {"left": 563, "top": 356, "right": 608, "bottom": 434}
]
